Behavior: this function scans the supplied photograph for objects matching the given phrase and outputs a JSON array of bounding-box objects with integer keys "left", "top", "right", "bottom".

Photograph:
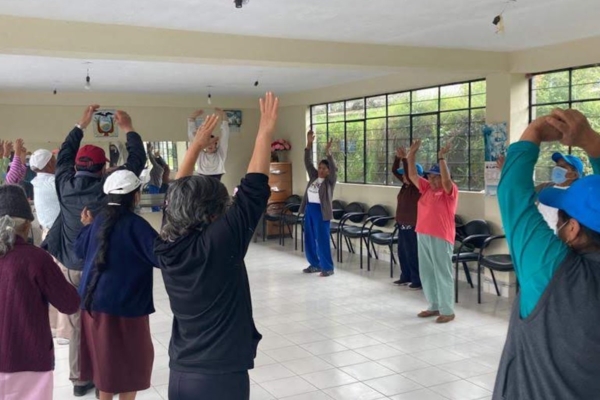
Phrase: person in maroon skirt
[{"left": 75, "top": 170, "right": 159, "bottom": 400}]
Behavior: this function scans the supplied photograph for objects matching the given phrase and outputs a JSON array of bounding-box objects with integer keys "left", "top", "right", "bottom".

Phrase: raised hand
[
  {"left": 193, "top": 114, "right": 220, "bottom": 150},
  {"left": 189, "top": 109, "right": 204, "bottom": 120},
  {"left": 522, "top": 115, "right": 562, "bottom": 143},
  {"left": 78, "top": 104, "right": 100, "bottom": 130},
  {"left": 547, "top": 108, "right": 597, "bottom": 148},
  {"left": 14, "top": 139, "right": 24, "bottom": 158},
  {"left": 408, "top": 139, "right": 422, "bottom": 158},
  {"left": 80, "top": 207, "right": 94, "bottom": 226},
  {"left": 215, "top": 108, "right": 226, "bottom": 121},
  {"left": 325, "top": 138, "right": 333, "bottom": 155},
  {"left": 146, "top": 143, "right": 153, "bottom": 153},
  {"left": 258, "top": 92, "right": 279, "bottom": 136},
  {"left": 115, "top": 111, "right": 134, "bottom": 133},
  {"left": 307, "top": 130, "right": 315, "bottom": 144},
  {"left": 3, "top": 141, "right": 13, "bottom": 156},
  {"left": 396, "top": 146, "right": 407, "bottom": 159},
  {"left": 438, "top": 142, "right": 452, "bottom": 160}
]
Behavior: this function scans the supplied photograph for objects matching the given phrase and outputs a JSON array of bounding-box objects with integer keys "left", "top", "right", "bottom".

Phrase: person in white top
[
  {"left": 187, "top": 108, "right": 230, "bottom": 181},
  {"left": 29, "top": 148, "right": 72, "bottom": 345}
]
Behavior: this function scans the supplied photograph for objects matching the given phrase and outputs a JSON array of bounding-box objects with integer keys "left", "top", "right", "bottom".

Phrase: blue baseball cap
[
  {"left": 426, "top": 164, "right": 441, "bottom": 175},
  {"left": 552, "top": 152, "right": 584, "bottom": 177},
  {"left": 539, "top": 175, "right": 600, "bottom": 233},
  {"left": 397, "top": 163, "right": 424, "bottom": 176}
]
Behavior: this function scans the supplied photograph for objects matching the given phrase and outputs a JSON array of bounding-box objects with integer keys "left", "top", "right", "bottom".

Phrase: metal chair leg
[
  {"left": 330, "top": 233, "right": 337, "bottom": 249},
  {"left": 490, "top": 269, "right": 501, "bottom": 296},
  {"left": 360, "top": 235, "right": 364, "bottom": 270},
  {"left": 455, "top": 261, "right": 459, "bottom": 303},
  {"left": 477, "top": 264, "right": 482, "bottom": 304},
  {"left": 463, "top": 262, "right": 474, "bottom": 288},
  {"left": 262, "top": 218, "right": 266, "bottom": 242}
]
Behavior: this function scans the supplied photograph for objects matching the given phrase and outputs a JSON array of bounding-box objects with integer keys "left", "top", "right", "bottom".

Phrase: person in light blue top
[{"left": 494, "top": 108, "right": 600, "bottom": 400}]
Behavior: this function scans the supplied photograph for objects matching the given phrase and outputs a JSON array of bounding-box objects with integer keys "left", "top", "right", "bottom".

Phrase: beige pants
[{"left": 42, "top": 229, "right": 72, "bottom": 340}]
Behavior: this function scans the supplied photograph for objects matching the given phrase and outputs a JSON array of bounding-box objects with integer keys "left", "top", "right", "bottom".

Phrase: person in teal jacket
[{"left": 494, "top": 108, "right": 600, "bottom": 399}]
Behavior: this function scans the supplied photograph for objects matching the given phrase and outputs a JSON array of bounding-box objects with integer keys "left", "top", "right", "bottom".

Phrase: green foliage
[
  {"left": 311, "top": 80, "right": 486, "bottom": 191},
  {"left": 531, "top": 66, "right": 600, "bottom": 183}
]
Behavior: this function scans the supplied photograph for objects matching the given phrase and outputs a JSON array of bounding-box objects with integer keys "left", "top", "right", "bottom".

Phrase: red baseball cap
[{"left": 76, "top": 145, "right": 109, "bottom": 166}]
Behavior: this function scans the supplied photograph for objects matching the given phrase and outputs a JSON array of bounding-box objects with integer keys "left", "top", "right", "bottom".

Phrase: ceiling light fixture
[
  {"left": 53, "top": 88, "right": 57, "bottom": 95},
  {"left": 493, "top": 0, "right": 516, "bottom": 34},
  {"left": 234, "top": 0, "right": 249, "bottom": 8},
  {"left": 84, "top": 68, "right": 91, "bottom": 90},
  {"left": 254, "top": 80, "right": 259, "bottom": 87}
]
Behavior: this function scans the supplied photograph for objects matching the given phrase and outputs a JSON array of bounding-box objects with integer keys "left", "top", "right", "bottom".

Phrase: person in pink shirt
[
  {"left": 407, "top": 140, "right": 458, "bottom": 324},
  {"left": 4, "top": 139, "right": 27, "bottom": 185}
]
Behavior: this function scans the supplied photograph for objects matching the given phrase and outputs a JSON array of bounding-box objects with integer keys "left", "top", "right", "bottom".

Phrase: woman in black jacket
[{"left": 154, "top": 93, "right": 278, "bottom": 400}]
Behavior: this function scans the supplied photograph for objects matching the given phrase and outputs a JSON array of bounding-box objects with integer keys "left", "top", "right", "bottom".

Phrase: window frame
[{"left": 309, "top": 79, "right": 486, "bottom": 191}]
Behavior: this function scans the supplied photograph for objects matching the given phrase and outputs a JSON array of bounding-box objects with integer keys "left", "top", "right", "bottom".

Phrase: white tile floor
[{"left": 52, "top": 240, "right": 512, "bottom": 400}]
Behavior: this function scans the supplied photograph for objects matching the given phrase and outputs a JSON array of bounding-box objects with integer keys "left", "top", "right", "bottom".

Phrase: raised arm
[
  {"left": 392, "top": 147, "right": 407, "bottom": 181},
  {"left": 113, "top": 111, "right": 146, "bottom": 176},
  {"left": 56, "top": 105, "right": 99, "bottom": 178},
  {"left": 498, "top": 116, "right": 568, "bottom": 317},
  {"left": 177, "top": 115, "right": 220, "bottom": 179},
  {"left": 247, "top": 93, "right": 279, "bottom": 175},
  {"left": 304, "top": 130, "right": 318, "bottom": 179},
  {"left": 5, "top": 139, "right": 26, "bottom": 184},
  {"left": 406, "top": 140, "right": 421, "bottom": 187},
  {"left": 438, "top": 142, "right": 454, "bottom": 194},
  {"left": 325, "top": 138, "right": 337, "bottom": 184},
  {"left": 546, "top": 108, "right": 600, "bottom": 174},
  {"left": 215, "top": 108, "right": 231, "bottom": 160},
  {"left": 146, "top": 144, "right": 160, "bottom": 168},
  {"left": 187, "top": 109, "right": 204, "bottom": 142}
]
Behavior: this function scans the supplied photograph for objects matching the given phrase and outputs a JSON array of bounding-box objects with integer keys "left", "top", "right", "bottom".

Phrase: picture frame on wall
[{"left": 93, "top": 110, "right": 119, "bottom": 138}]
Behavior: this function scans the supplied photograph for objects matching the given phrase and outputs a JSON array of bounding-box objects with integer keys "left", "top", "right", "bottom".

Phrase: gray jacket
[{"left": 299, "top": 148, "right": 337, "bottom": 221}]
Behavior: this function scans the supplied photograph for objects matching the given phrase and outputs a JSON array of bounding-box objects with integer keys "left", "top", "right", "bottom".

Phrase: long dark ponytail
[{"left": 83, "top": 188, "right": 139, "bottom": 312}]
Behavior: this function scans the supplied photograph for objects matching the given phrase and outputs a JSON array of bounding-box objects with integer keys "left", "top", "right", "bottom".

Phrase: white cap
[
  {"left": 103, "top": 170, "right": 142, "bottom": 195},
  {"left": 29, "top": 149, "right": 53, "bottom": 170}
]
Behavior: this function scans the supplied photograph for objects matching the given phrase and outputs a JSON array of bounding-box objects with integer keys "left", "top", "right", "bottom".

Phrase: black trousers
[
  {"left": 168, "top": 370, "right": 249, "bottom": 400},
  {"left": 397, "top": 225, "right": 421, "bottom": 286}
]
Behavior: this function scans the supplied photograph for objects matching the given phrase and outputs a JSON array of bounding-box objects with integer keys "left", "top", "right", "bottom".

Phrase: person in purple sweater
[{"left": 0, "top": 185, "right": 80, "bottom": 400}]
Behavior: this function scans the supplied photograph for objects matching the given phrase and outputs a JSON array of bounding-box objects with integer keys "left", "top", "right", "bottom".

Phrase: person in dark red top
[
  {"left": 0, "top": 185, "right": 80, "bottom": 400},
  {"left": 392, "top": 147, "right": 424, "bottom": 289}
]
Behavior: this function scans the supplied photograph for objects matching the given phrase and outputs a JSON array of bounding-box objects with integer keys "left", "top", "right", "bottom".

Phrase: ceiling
[
  {"left": 0, "top": 55, "right": 391, "bottom": 95},
  {"left": 0, "top": 0, "right": 599, "bottom": 51}
]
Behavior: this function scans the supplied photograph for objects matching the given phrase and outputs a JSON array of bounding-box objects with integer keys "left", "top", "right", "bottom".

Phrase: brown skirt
[{"left": 80, "top": 311, "right": 154, "bottom": 394}]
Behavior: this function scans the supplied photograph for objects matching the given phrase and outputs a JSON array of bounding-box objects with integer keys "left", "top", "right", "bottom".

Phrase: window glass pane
[
  {"left": 328, "top": 102, "right": 345, "bottom": 122},
  {"left": 388, "top": 92, "right": 410, "bottom": 116},
  {"left": 471, "top": 93, "right": 486, "bottom": 108},
  {"left": 412, "top": 87, "right": 439, "bottom": 114},
  {"left": 531, "top": 71, "right": 570, "bottom": 105},
  {"left": 572, "top": 67, "right": 600, "bottom": 101},
  {"left": 366, "top": 95, "right": 386, "bottom": 118},
  {"left": 346, "top": 99, "right": 365, "bottom": 120},
  {"left": 345, "top": 121, "right": 365, "bottom": 183},
  {"left": 326, "top": 122, "right": 345, "bottom": 181},
  {"left": 412, "top": 114, "right": 438, "bottom": 168},
  {"left": 311, "top": 105, "right": 327, "bottom": 124},
  {"left": 366, "top": 118, "right": 387, "bottom": 185},
  {"left": 572, "top": 100, "right": 600, "bottom": 131},
  {"left": 440, "top": 83, "right": 469, "bottom": 111},
  {"left": 471, "top": 80, "right": 487, "bottom": 95}
]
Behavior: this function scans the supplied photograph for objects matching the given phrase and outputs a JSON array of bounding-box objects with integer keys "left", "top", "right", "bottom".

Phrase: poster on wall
[
  {"left": 483, "top": 123, "right": 508, "bottom": 196},
  {"left": 93, "top": 110, "right": 118, "bottom": 138},
  {"left": 194, "top": 110, "right": 243, "bottom": 134}
]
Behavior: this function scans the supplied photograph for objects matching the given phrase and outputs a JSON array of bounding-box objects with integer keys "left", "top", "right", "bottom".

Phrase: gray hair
[
  {"left": 0, "top": 216, "right": 27, "bottom": 257},
  {"left": 161, "top": 176, "right": 231, "bottom": 242}
]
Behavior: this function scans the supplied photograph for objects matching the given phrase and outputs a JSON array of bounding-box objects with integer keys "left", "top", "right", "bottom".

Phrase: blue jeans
[
  {"left": 304, "top": 203, "right": 334, "bottom": 271},
  {"left": 147, "top": 184, "right": 161, "bottom": 212}
]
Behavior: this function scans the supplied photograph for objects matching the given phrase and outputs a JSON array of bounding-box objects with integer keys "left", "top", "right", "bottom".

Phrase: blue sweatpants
[
  {"left": 304, "top": 203, "right": 334, "bottom": 272},
  {"left": 147, "top": 184, "right": 161, "bottom": 212}
]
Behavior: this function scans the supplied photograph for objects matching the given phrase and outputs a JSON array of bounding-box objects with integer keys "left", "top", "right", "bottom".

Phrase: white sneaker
[{"left": 57, "top": 338, "right": 70, "bottom": 345}]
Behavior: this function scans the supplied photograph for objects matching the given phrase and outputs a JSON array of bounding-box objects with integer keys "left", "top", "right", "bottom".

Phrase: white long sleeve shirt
[
  {"left": 31, "top": 173, "right": 60, "bottom": 230},
  {"left": 187, "top": 120, "right": 230, "bottom": 176}
]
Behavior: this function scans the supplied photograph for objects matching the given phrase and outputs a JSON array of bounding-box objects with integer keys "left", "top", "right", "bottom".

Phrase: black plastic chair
[
  {"left": 329, "top": 200, "right": 347, "bottom": 250},
  {"left": 335, "top": 202, "right": 366, "bottom": 262},
  {"left": 338, "top": 205, "right": 390, "bottom": 269},
  {"left": 367, "top": 218, "right": 399, "bottom": 277},
  {"left": 279, "top": 195, "right": 303, "bottom": 248},
  {"left": 477, "top": 235, "right": 514, "bottom": 304},
  {"left": 453, "top": 219, "right": 492, "bottom": 303},
  {"left": 259, "top": 195, "right": 301, "bottom": 243}
]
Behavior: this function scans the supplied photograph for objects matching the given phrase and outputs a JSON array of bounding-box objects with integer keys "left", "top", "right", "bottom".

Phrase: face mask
[{"left": 551, "top": 166, "right": 568, "bottom": 185}]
